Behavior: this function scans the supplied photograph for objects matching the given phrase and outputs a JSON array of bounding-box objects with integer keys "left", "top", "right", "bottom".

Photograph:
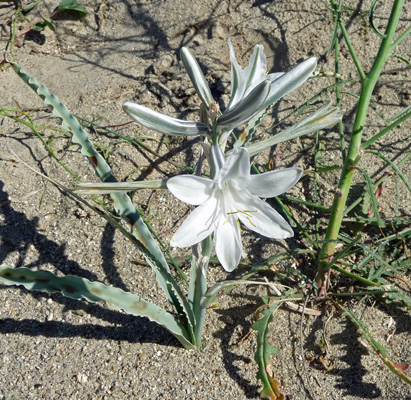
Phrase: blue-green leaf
[
  {"left": 11, "top": 63, "right": 196, "bottom": 341},
  {"left": 0, "top": 266, "right": 195, "bottom": 349}
]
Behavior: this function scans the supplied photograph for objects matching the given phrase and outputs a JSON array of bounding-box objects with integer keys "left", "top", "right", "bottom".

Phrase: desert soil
[{"left": 1, "top": 0, "right": 411, "bottom": 399}]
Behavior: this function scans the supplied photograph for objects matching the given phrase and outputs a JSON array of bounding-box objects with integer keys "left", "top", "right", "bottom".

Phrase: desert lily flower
[
  {"left": 123, "top": 39, "right": 317, "bottom": 145},
  {"left": 222, "top": 39, "right": 316, "bottom": 125},
  {"left": 167, "top": 145, "right": 303, "bottom": 272}
]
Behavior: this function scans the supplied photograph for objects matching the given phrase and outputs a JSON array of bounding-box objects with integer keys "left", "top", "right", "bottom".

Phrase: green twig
[
  {"left": 331, "top": 0, "right": 366, "bottom": 81},
  {"left": 316, "top": 0, "right": 406, "bottom": 294},
  {"left": 362, "top": 109, "right": 411, "bottom": 149}
]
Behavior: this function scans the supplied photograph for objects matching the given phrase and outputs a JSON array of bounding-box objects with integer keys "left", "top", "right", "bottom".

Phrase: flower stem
[{"left": 316, "top": 0, "right": 405, "bottom": 294}]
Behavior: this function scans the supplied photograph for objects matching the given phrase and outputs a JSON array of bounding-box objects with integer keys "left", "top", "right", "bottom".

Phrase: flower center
[
  {"left": 220, "top": 182, "right": 258, "bottom": 229},
  {"left": 227, "top": 210, "right": 258, "bottom": 227}
]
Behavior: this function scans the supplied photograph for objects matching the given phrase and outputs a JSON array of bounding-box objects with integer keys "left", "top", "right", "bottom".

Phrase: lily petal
[
  {"left": 226, "top": 39, "right": 267, "bottom": 113},
  {"left": 217, "top": 80, "right": 270, "bottom": 131},
  {"left": 226, "top": 38, "right": 247, "bottom": 113},
  {"left": 181, "top": 47, "right": 215, "bottom": 108},
  {"left": 232, "top": 190, "right": 294, "bottom": 238},
  {"left": 170, "top": 196, "right": 219, "bottom": 247},
  {"left": 247, "top": 168, "right": 303, "bottom": 198},
  {"left": 167, "top": 175, "right": 215, "bottom": 205},
  {"left": 260, "top": 57, "right": 317, "bottom": 111},
  {"left": 218, "top": 147, "right": 250, "bottom": 190},
  {"left": 123, "top": 102, "right": 208, "bottom": 136},
  {"left": 214, "top": 215, "right": 243, "bottom": 272},
  {"left": 243, "top": 43, "right": 267, "bottom": 93}
]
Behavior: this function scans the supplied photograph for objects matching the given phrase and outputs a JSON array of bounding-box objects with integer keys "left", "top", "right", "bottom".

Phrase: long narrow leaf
[
  {"left": 245, "top": 102, "right": 343, "bottom": 156},
  {"left": 11, "top": 63, "right": 195, "bottom": 339},
  {"left": 366, "top": 150, "right": 411, "bottom": 193},
  {"left": 357, "top": 167, "right": 385, "bottom": 227},
  {"left": 0, "top": 265, "right": 195, "bottom": 349}
]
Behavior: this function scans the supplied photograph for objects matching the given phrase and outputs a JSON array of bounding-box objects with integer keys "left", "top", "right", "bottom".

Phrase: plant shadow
[
  {"left": 304, "top": 311, "right": 382, "bottom": 398},
  {"left": 211, "top": 291, "right": 264, "bottom": 399},
  {"left": 0, "top": 179, "right": 180, "bottom": 347}
]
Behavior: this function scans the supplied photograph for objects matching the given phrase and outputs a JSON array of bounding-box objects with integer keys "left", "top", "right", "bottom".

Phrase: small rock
[
  {"left": 212, "top": 22, "right": 226, "bottom": 39},
  {"left": 153, "top": 53, "right": 174, "bottom": 75},
  {"left": 77, "top": 373, "right": 88, "bottom": 384}
]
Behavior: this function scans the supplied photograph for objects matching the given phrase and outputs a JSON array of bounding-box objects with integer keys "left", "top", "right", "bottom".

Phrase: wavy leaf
[
  {"left": 0, "top": 266, "right": 195, "bottom": 349},
  {"left": 201, "top": 280, "right": 270, "bottom": 309},
  {"left": 385, "top": 290, "right": 411, "bottom": 308},
  {"left": 234, "top": 105, "right": 272, "bottom": 148},
  {"left": 11, "top": 63, "right": 195, "bottom": 342},
  {"left": 188, "top": 236, "right": 213, "bottom": 346},
  {"left": 252, "top": 300, "right": 284, "bottom": 400}
]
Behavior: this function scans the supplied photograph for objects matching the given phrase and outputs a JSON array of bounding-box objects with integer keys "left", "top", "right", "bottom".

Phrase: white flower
[
  {"left": 225, "top": 38, "right": 316, "bottom": 117},
  {"left": 167, "top": 145, "right": 303, "bottom": 272},
  {"left": 123, "top": 40, "right": 317, "bottom": 141}
]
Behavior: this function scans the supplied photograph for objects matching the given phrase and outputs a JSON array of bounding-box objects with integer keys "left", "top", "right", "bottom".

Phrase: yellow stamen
[{"left": 226, "top": 209, "right": 258, "bottom": 227}]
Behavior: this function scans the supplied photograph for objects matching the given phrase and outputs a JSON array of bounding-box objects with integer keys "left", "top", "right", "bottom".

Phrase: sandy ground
[{"left": 1, "top": 0, "right": 411, "bottom": 399}]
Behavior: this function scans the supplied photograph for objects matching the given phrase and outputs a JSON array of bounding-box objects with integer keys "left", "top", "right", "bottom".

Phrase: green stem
[
  {"left": 1, "top": 111, "right": 80, "bottom": 180},
  {"left": 362, "top": 109, "right": 411, "bottom": 149},
  {"left": 333, "top": 3, "right": 346, "bottom": 161},
  {"left": 316, "top": 0, "right": 405, "bottom": 294}
]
